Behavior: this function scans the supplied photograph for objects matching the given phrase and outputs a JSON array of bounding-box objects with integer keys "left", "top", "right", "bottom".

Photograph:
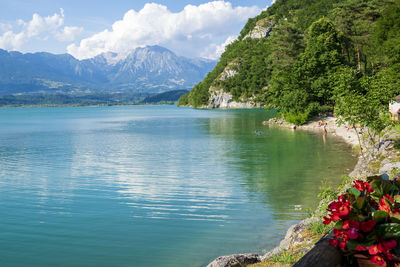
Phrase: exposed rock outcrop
[
  {"left": 207, "top": 254, "right": 261, "bottom": 267},
  {"left": 219, "top": 62, "right": 239, "bottom": 81},
  {"left": 207, "top": 88, "right": 261, "bottom": 109},
  {"left": 244, "top": 18, "right": 275, "bottom": 39}
]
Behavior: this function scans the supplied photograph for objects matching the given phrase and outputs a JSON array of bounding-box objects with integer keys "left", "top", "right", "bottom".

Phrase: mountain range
[{"left": 0, "top": 45, "right": 216, "bottom": 95}]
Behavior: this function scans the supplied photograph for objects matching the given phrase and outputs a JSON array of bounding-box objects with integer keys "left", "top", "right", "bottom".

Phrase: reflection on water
[
  {"left": 0, "top": 106, "right": 357, "bottom": 266},
  {"left": 205, "top": 111, "right": 356, "bottom": 222}
]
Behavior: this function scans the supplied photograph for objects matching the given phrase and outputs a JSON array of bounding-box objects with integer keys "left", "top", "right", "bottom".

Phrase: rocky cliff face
[
  {"left": 205, "top": 61, "right": 261, "bottom": 109},
  {"left": 243, "top": 17, "right": 274, "bottom": 39},
  {"left": 207, "top": 88, "right": 260, "bottom": 109}
]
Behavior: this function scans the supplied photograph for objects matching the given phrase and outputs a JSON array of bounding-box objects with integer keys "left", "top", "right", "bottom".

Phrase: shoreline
[
  {"left": 207, "top": 116, "right": 400, "bottom": 267},
  {"left": 0, "top": 103, "right": 178, "bottom": 109}
]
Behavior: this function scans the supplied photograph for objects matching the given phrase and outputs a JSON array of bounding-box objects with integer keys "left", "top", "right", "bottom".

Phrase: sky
[{"left": 0, "top": 0, "right": 272, "bottom": 60}]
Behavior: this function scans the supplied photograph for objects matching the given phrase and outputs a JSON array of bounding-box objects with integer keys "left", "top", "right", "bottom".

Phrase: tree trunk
[
  {"left": 357, "top": 46, "right": 362, "bottom": 73},
  {"left": 341, "top": 43, "right": 345, "bottom": 57},
  {"left": 364, "top": 54, "right": 368, "bottom": 74}
]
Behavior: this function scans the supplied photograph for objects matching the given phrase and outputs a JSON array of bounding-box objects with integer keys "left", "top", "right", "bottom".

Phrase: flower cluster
[{"left": 324, "top": 176, "right": 400, "bottom": 266}]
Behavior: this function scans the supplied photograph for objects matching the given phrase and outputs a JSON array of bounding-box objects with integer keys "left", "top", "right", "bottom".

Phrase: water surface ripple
[{"left": 0, "top": 106, "right": 357, "bottom": 266}]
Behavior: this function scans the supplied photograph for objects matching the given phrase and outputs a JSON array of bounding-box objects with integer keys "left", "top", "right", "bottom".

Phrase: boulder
[{"left": 207, "top": 253, "right": 261, "bottom": 267}]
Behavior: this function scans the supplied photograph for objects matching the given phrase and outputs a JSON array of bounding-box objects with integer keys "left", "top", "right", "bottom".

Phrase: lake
[{"left": 0, "top": 105, "right": 357, "bottom": 266}]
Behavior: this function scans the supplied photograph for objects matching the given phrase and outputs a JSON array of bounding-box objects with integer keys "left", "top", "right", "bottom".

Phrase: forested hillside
[{"left": 179, "top": 0, "right": 400, "bottom": 125}]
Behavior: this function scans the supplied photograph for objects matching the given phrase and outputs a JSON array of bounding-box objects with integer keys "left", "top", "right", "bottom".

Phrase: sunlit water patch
[{"left": 0, "top": 106, "right": 357, "bottom": 266}]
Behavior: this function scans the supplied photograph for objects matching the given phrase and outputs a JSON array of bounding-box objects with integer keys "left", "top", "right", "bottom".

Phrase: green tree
[
  {"left": 333, "top": 67, "right": 398, "bottom": 157},
  {"left": 330, "top": 0, "right": 385, "bottom": 73},
  {"left": 270, "top": 17, "right": 345, "bottom": 124}
]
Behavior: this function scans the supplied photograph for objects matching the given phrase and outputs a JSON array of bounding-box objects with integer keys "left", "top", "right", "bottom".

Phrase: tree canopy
[{"left": 179, "top": 0, "right": 400, "bottom": 129}]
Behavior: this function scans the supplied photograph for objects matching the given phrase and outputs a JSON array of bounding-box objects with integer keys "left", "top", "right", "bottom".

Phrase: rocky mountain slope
[{"left": 0, "top": 46, "right": 216, "bottom": 95}]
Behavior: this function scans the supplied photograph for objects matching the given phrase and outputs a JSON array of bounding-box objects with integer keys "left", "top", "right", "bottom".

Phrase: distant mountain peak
[
  {"left": 92, "top": 51, "right": 125, "bottom": 65},
  {"left": 0, "top": 45, "right": 217, "bottom": 95},
  {"left": 93, "top": 46, "right": 177, "bottom": 66}
]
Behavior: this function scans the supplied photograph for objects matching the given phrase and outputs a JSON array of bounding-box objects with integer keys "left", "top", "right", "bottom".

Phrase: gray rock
[
  {"left": 244, "top": 18, "right": 274, "bottom": 40},
  {"left": 379, "top": 162, "right": 400, "bottom": 174},
  {"left": 207, "top": 88, "right": 260, "bottom": 109},
  {"left": 261, "top": 217, "right": 316, "bottom": 261},
  {"left": 207, "top": 253, "right": 261, "bottom": 267}
]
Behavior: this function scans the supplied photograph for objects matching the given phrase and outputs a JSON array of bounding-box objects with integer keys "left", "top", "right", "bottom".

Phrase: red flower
[
  {"left": 383, "top": 239, "right": 397, "bottom": 250},
  {"left": 356, "top": 245, "right": 368, "bottom": 251},
  {"left": 339, "top": 205, "right": 350, "bottom": 216},
  {"left": 333, "top": 229, "right": 342, "bottom": 237},
  {"left": 342, "top": 220, "right": 350, "bottom": 229},
  {"left": 385, "top": 252, "right": 393, "bottom": 261},
  {"left": 349, "top": 220, "right": 360, "bottom": 229},
  {"left": 378, "top": 198, "right": 391, "bottom": 213},
  {"left": 360, "top": 220, "right": 376, "bottom": 232},
  {"left": 368, "top": 244, "right": 383, "bottom": 255},
  {"left": 329, "top": 239, "right": 339, "bottom": 247},
  {"left": 353, "top": 180, "right": 373, "bottom": 193},
  {"left": 370, "top": 255, "right": 385, "bottom": 266},
  {"left": 327, "top": 196, "right": 351, "bottom": 222},
  {"left": 339, "top": 241, "right": 347, "bottom": 249},
  {"left": 323, "top": 216, "right": 331, "bottom": 225},
  {"left": 384, "top": 194, "right": 394, "bottom": 203},
  {"left": 348, "top": 228, "right": 359, "bottom": 239}
]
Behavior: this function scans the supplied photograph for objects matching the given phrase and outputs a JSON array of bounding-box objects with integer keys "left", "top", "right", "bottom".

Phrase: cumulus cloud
[
  {"left": 67, "top": 1, "right": 261, "bottom": 60},
  {"left": 0, "top": 23, "right": 13, "bottom": 32},
  {"left": 0, "top": 31, "right": 25, "bottom": 51},
  {"left": 56, "top": 26, "right": 84, "bottom": 42},
  {"left": 25, "top": 9, "right": 64, "bottom": 38},
  {"left": 0, "top": 9, "right": 83, "bottom": 51},
  {"left": 202, "top": 35, "right": 237, "bottom": 60}
]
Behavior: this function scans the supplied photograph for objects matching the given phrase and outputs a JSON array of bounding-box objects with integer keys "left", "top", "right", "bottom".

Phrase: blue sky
[{"left": 0, "top": 1, "right": 271, "bottom": 60}]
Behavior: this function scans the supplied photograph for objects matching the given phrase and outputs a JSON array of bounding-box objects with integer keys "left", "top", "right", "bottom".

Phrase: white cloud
[
  {"left": 56, "top": 26, "right": 84, "bottom": 42},
  {"left": 0, "top": 31, "right": 25, "bottom": 51},
  {"left": 202, "top": 35, "right": 237, "bottom": 60},
  {"left": 0, "top": 9, "right": 83, "bottom": 51},
  {"left": 0, "top": 23, "right": 13, "bottom": 32},
  {"left": 25, "top": 9, "right": 64, "bottom": 38},
  {"left": 67, "top": 1, "right": 261, "bottom": 60}
]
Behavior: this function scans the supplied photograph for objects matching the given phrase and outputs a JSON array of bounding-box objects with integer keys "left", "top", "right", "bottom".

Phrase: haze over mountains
[{"left": 0, "top": 45, "right": 216, "bottom": 95}]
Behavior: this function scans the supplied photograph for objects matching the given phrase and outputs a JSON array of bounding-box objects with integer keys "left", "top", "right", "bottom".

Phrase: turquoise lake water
[{"left": 0, "top": 105, "right": 357, "bottom": 266}]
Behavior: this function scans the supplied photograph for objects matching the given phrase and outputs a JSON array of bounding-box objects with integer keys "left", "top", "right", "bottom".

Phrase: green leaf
[
  {"left": 377, "top": 223, "right": 400, "bottom": 239},
  {"left": 394, "top": 195, "right": 400, "bottom": 203},
  {"left": 355, "top": 197, "right": 365, "bottom": 210},
  {"left": 373, "top": 210, "right": 388, "bottom": 222},
  {"left": 391, "top": 213, "right": 400, "bottom": 223},
  {"left": 368, "top": 176, "right": 384, "bottom": 196},
  {"left": 368, "top": 176, "right": 398, "bottom": 197},
  {"left": 334, "top": 221, "right": 343, "bottom": 229},
  {"left": 346, "top": 240, "right": 360, "bottom": 251},
  {"left": 349, "top": 187, "right": 361, "bottom": 197}
]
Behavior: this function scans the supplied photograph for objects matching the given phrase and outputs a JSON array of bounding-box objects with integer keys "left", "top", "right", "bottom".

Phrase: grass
[
  {"left": 249, "top": 251, "right": 304, "bottom": 267},
  {"left": 249, "top": 261, "right": 291, "bottom": 267},
  {"left": 368, "top": 154, "right": 386, "bottom": 173},
  {"left": 248, "top": 228, "right": 324, "bottom": 267},
  {"left": 393, "top": 124, "right": 400, "bottom": 134},
  {"left": 352, "top": 145, "right": 362, "bottom": 155},
  {"left": 394, "top": 139, "right": 400, "bottom": 150},
  {"left": 308, "top": 220, "right": 331, "bottom": 235}
]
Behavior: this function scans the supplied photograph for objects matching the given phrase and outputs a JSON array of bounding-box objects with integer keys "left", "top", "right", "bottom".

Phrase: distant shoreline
[{"left": 0, "top": 102, "right": 178, "bottom": 108}]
